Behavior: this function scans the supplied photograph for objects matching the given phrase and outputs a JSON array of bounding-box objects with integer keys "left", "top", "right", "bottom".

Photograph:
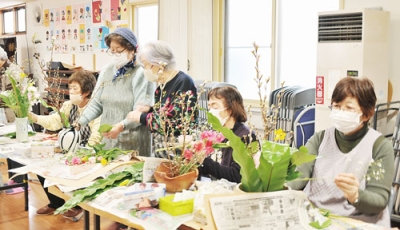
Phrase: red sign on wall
[{"left": 316, "top": 76, "right": 324, "bottom": 104}]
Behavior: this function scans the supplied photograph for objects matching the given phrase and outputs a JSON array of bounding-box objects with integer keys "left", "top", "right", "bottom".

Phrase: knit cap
[{"left": 111, "top": 28, "right": 138, "bottom": 47}]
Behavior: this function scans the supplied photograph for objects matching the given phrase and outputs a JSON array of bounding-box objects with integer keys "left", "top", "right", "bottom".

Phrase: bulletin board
[{"left": 41, "top": 0, "right": 129, "bottom": 60}]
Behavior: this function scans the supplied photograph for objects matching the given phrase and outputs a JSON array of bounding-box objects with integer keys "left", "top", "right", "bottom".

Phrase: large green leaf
[
  {"left": 258, "top": 141, "right": 291, "bottom": 191},
  {"left": 54, "top": 162, "right": 144, "bottom": 214},
  {"left": 291, "top": 146, "right": 316, "bottom": 166},
  {"left": 207, "top": 112, "right": 263, "bottom": 192}
]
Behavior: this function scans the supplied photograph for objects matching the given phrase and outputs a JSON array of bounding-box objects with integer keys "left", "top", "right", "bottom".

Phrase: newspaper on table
[
  {"left": 208, "top": 190, "right": 312, "bottom": 230},
  {"left": 207, "top": 190, "right": 388, "bottom": 230}
]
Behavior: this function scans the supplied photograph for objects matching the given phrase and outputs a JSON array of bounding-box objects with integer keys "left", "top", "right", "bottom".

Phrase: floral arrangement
[
  {"left": 158, "top": 130, "right": 226, "bottom": 176},
  {"left": 0, "top": 63, "right": 40, "bottom": 118},
  {"left": 208, "top": 42, "right": 316, "bottom": 192},
  {"left": 64, "top": 141, "right": 137, "bottom": 166},
  {"left": 32, "top": 33, "right": 70, "bottom": 128}
]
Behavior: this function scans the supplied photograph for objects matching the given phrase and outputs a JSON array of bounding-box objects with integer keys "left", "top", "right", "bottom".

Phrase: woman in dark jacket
[{"left": 199, "top": 86, "right": 256, "bottom": 183}]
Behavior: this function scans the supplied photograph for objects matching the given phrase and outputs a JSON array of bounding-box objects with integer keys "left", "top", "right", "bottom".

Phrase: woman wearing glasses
[
  {"left": 77, "top": 28, "right": 155, "bottom": 156},
  {"left": 288, "top": 77, "right": 394, "bottom": 227}
]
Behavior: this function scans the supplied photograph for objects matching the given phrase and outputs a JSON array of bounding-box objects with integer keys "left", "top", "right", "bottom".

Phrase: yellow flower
[
  {"left": 20, "top": 72, "right": 26, "bottom": 79},
  {"left": 100, "top": 158, "right": 108, "bottom": 166},
  {"left": 119, "top": 179, "right": 130, "bottom": 186},
  {"left": 274, "top": 128, "right": 286, "bottom": 141}
]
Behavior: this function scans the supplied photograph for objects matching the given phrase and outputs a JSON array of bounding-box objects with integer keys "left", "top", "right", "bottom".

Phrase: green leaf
[
  {"left": 309, "top": 219, "right": 332, "bottom": 229},
  {"left": 207, "top": 112, "right": 263, "bottom": 192},
  {"left": 98, "top": 123, "right": 113, "bottom": 133},
  {"left": 258, "top": 141, "right": 291, "bottom": 191},
  {"left": 54, "top": 163, "right": 144, "bottom": 214},
  {"left": 291, "top": 146, "right": 316, "bottom": 166},
  {"left": 4, "top": 131, "right": 37, "bottom": 139}
]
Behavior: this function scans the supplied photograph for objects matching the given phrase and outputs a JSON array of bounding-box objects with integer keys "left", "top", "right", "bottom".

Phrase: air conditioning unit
[{"left": 315, "top": 9, "right": 390, "bottom": 132}]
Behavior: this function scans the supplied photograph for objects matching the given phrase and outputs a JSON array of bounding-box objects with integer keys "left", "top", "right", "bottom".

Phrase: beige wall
[{"left": 344, "top": 0, "right": 400, "bottom": 101}]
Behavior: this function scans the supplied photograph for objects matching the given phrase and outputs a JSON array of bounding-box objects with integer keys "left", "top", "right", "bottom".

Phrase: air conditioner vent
[{"left": 318, "top": 12, "right": 362, "bottom": 42}]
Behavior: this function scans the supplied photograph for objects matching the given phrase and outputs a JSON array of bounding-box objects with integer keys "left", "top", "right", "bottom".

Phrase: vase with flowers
[
  {"left": 154, "top": 130, "right": 225, "bottom": 192},
  {"left": 207, "top": 42, "right": 316, "bottom": 193},
  {"left": 0, "top": 63, "right": 40, "bottom": 142}
]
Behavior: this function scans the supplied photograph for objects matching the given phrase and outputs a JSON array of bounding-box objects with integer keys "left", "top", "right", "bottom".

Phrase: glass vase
[{"left": 15, "top": 117, "right": 28, "bottom": 142}]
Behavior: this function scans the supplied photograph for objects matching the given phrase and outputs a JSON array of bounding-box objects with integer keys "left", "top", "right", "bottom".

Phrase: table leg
[
  {"left": 23, "top": 174, "right": 28, "bottom": 211},
  {"left": 94, "top": 214, "right": 100, "bottom": 230},
  {"left": 84, "top": 210, "right": 90, "bottom": 230}
]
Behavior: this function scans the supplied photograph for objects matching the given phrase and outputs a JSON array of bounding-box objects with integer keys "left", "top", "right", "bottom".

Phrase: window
[
  {"left": 1, "top": 4, "right": 26, "bottom": 34},
  {"left": 224, "top": 0, "right": 339, "bottom": 100},
  {"left": 225, "top": 0, "right": 272, "bottom": 100},
  {"left": 133, "top": 4, "right": 158, "bottom": 45}
]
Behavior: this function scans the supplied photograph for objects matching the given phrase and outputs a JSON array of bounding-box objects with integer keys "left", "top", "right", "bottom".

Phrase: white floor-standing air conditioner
[{"left": 315, "top": 9, "right": 390, "bottom": 132}]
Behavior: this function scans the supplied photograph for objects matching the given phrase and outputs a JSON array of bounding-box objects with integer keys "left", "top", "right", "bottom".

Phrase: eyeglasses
[
  {"left": 328, "top": 104, "right": 360, "bottom": 113},
  {"left": 106, "top": 48, "right": 126, "bottom": 56}
]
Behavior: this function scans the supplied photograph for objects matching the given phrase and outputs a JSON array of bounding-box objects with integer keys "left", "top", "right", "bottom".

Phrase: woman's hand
[
  {"left": 28, "top": 112, "right": 38, "bottom": 123},
  {"left": 103, "top": 123, "right": 124, "bottom": 139},
  {"left": 334, "top": 173, "right": 359, "bottom": 204},
  {"left": 126, "top": 111, "right": 142, "bottom": 123}
]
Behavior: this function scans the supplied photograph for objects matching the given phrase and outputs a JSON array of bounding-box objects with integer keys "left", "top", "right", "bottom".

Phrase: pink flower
[
  {"left": 71, "top": 156, "right": 81, "bottom": 165},
  {"left": 193, "top": 142, "right": 204, "bottom": 152},
  {"left": 183, "top": 149, "right": 194, "bottom": 160}
]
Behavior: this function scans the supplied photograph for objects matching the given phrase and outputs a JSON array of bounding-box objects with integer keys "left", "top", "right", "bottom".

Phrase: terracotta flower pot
[{"left": 153, "top": 162, "right": 198, "bottom": 193}]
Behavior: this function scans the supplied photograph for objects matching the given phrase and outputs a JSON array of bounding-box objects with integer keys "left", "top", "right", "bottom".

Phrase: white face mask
[
  {"left": 70, "top": 94, "right": 83, "bottom": 106},
  {"left": 329, "top": 109, "right": 362, "bottom": 134},
  {"left": 143, "top": 68, "right": 159, "bottom": 82},
  {"left": 113, "top": 53, "right": 129, "bottom": 67},
  {"left": 209, "top": 108, "right": 229, "bottom": 126}
]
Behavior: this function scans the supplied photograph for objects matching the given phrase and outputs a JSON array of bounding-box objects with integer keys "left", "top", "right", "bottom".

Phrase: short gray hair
[
  {"left": 137, "top": 40, "right": 176, "bottom": 71},
  {"left": 0, "top": 46, "right": 7, "bottom": 61}
]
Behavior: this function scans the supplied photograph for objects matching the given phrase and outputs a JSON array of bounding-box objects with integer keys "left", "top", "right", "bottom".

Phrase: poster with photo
[
  {"left": 49, "top": 8, "right": 55, "bottom": 26},
  {"left": 66, "top": 5, "right": 72, "bottom": 24},
  {"left": 79, "top": 24, "right": 86, "bottom": 45},
  {"left": 54, "top": 8, "right": 61, "bottom": 26},
  {"left": 92, "top": 1, "right": 102, "bottom": 24},
  {"left": 120, "top": 0, "right": 128, "bottom": 20},
  {"left": 72, "top": 4, "right": 79, "bottom": 23},
  {"left": 110, "top": 0, "right": 119, "bottom": 21},
  {"left": 85, "top": 3, "right": 92, "bottom": 24},
  {"left": 77, "top": 4, "right": 85, "bottom": 23},
  {"left": 102, "top": 0, "right": 111, "bottom": 22},
  {"left": 60, "top": 26, "right": 67, "bottom": 41},
  {"left": 92, "top": 26, "right": 101, "bottom": 50},
  {"left": 100, "top": 26, "right": 110, "bottom": 49},
  {"left": 44, "top": 9, "right": 50, "bottom": 27},
  {"left": 60, "top": 7, "right": 67, "bottom": 25}
]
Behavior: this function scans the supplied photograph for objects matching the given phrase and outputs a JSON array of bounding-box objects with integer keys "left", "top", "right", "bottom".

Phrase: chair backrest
[{"left": 390, "top": 109, "right": 400, "bottom": 214}]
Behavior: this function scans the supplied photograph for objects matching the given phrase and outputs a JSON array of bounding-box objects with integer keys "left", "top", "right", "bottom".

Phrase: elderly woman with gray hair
[{"left": 126, "top": 40, "right": 197, "bottom": 157}]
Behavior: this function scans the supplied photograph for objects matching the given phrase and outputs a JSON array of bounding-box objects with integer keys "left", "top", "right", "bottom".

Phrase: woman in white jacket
[{"left": 30, "top": 69, "right": 101, "bottom": 146}]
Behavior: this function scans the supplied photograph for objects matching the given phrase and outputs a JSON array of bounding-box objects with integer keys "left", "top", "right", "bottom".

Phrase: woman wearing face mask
[
  {"left": 76, "top": 28, "right": 155, "bottom": 155},
  {"left": 126, "top": 40, "right": 197, "bottom": 158},
  {"left": 29, "top": 70, "right": 100, "bottom": 221},
  {"left": 288, "top": 77, "right": 394, "bottom": 228},
  {"left": 30, "top": 69, "right": 101, "bottom": 146},
  {"left": 198, "top": 86, "right": 257, "bottom": 183}
]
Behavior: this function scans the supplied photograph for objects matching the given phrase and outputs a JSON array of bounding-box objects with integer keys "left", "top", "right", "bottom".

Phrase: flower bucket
[
  {"left": 58, "top": 127, "right": 81, "bottom": 154},
  {"left": 15, "top": 117, "right": 28, "bottom": 142},
  {"left": 153, "top": 162, "right": 198, "bottom": 193}
]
